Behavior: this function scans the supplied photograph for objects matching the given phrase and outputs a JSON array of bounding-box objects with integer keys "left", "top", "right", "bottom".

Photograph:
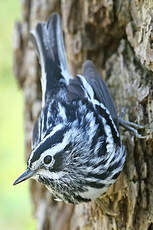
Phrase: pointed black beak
[{"left": 13, "top": 168, "right": 35, "bottom": 185}]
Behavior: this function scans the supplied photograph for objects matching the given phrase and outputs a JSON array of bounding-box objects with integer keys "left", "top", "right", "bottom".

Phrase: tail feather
[{"left": 30, "top": 13, "right": 72, "bottom": 106}]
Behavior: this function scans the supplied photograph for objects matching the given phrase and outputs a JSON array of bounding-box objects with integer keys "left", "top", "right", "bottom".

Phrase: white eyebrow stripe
[
  {"left": 29, "top": 123, "right": 63, "bottom": 163},
  {"left": 30, "top": 128, "right": 70, "bottom": 170},
  {"left": 41, "top": 129, "right": 70, "bottom": 158},
  {"left": 29, "top": 124, "right": 71, "bottom": 170}
]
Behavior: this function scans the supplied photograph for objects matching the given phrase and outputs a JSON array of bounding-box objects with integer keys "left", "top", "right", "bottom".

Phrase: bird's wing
[
  {"left": 30, "top": 13, "right": 72, "bottom": 106},
  {"left": 82, "top": 60, "right": 118, "bottom": 126},
  {"left": 68, "top": 60, "right": 118, "bottom": 127}
]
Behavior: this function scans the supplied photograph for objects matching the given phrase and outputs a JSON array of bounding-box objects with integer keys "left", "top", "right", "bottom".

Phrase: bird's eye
[{"left": 44, "top": 155, "right": 52, "bottom": 164}]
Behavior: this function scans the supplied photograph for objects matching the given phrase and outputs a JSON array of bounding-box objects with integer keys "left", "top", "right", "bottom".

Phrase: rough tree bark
[{"left": 13, "top": 0, "right": 153, "bottom": 230}]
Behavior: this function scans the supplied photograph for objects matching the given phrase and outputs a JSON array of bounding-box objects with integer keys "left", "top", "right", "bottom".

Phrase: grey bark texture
[{"left": 13, "top": 0, "right": 153, "bottom": 230}]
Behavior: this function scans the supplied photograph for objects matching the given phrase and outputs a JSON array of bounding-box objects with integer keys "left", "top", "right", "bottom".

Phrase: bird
[{"left": 13, "top": 13, "right": 144, "bottom": 204}]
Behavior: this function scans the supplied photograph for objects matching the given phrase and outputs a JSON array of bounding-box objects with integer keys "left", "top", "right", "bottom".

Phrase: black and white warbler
[{"left": 13, "top": 13, "right": 144, "bottom": 204}]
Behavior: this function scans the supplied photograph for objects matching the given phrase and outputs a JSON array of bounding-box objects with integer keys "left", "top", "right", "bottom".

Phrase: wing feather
[{"left": 83, "top": 60, "right": 118, "bottom": 126}]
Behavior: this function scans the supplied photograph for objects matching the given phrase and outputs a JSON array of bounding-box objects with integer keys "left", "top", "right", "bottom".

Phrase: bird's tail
[{"left": 30, "top": 13, "right": 71, "bottom": 105}]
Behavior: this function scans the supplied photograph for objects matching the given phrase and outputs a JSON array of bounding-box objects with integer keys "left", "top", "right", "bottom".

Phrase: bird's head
[
  {"left": 13, "top": 124, "right": 75, "bottom": 186},
  {"left": 13, "top": 122, "right": 91, "bottom": 187}
]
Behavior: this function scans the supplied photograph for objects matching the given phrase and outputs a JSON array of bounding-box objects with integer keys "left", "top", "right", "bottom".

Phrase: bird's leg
[{"left": 118, "top": 107, "right": 146, "bottom": 139}]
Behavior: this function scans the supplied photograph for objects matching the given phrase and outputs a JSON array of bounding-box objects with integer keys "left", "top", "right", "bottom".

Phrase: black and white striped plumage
[{"left": 14, "top": 13, "right": 126, "bottom": 204}]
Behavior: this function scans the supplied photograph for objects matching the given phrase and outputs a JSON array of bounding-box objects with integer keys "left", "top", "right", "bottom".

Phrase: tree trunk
[{"left": 13, "top": 0, "right": 153, "bottom": 229}]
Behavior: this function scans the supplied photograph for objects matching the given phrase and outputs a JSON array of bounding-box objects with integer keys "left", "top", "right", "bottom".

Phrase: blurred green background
[{"left": 0, "top": 1, "right": 35, "bottom": 229}]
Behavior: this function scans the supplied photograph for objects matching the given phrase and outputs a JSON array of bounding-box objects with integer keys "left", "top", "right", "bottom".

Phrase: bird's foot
[{"left": 118, "top": 107, "right": 146, "bottom": 139}]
